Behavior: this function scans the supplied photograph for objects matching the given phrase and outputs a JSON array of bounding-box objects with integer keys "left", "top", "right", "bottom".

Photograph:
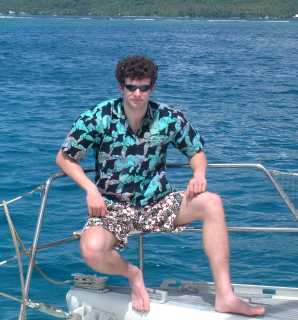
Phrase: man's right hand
[
  {"left": 56, "top": 150, "right": 108, "bottom": 217},
  {"left": 86, "top": 188, "right": 108, "bottom": 217}
]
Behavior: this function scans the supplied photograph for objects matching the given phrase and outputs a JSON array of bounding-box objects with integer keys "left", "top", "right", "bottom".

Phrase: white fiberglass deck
[{"left": 67, "top": 280, "right": 298, "bottom": 320}]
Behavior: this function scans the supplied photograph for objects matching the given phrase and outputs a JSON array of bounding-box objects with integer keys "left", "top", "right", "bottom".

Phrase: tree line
[{"left": 1, "top": 0, "right": 298, "bottom": 18}]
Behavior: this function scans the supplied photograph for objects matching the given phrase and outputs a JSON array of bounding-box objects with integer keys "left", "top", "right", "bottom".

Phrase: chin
[{"left": 131, "top": 101, "right": 146, "bottom": 109}]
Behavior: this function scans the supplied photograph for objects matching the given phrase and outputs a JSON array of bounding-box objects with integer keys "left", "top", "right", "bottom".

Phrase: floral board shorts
[{"left": 83, "top": 191, "right": 185, "bottom": 248}]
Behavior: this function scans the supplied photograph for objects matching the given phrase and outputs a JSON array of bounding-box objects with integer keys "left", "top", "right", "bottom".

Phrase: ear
[{"left": 118, "top": 84, "right": 124, "bottom": 93}]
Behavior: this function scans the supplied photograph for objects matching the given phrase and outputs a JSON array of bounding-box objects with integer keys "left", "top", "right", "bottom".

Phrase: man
[{"left": 56, "top": 56, "right": 265, "bottom": 316}]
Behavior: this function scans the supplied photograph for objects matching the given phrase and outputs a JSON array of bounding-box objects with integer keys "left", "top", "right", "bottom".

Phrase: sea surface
[{"left": 0, "top": 16, "right": 298, "bottom": 319}]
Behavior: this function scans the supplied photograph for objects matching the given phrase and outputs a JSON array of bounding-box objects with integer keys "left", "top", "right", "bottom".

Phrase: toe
[
  {"left": 254, "top": 306, "right": 266, "bottom": 316},
  {"left": 132, "top": 300, "right": 140, "bottom": 312},
  {"left": 144, "top": 300, "right": 150, "bottom": 313}
]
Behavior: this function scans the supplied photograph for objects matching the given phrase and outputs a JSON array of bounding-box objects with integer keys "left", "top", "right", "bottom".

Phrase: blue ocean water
[{"left": 0, "top": 16, "right": 298, "bottom": 319}]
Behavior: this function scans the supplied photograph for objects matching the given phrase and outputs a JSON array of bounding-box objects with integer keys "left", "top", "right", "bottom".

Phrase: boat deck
[
  {"left": 167, "top": 290, "right": 298, "bottom": 319},
  {"left": 67, "top": 280, "right": 298, "bottom": 320}
]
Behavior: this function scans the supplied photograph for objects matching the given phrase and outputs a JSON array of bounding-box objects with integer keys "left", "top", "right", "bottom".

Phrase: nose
[{"left": 133, "top": 88, "right": 142, "bottom": 96}]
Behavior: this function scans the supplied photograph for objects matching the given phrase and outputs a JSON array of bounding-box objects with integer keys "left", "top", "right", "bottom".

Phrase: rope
[{"left": 33, "top": 264, "right": 73, "bottom": 286}]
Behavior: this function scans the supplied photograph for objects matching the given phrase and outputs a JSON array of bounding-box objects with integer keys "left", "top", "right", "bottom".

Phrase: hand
[
  {"left": 86, "top": 188, "right": 108, "bottom": 217},
  {"left": 186, "top": 174, "right": 207, "bottom": 200}
]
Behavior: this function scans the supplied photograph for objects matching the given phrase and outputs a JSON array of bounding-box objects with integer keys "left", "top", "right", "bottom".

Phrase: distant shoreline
[
  {"left": 1, "top": 0, "right": 298, "bottom": 20},
  {"left": 1, "top": 13, "right": 298, "bottom": 22}
]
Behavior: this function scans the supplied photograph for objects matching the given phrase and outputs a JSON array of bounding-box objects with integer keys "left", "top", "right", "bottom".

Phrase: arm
[
  {"left": 186, "top": 151, "right": 208, "bottom": 200},
  {"left": 56, "top": 150, "right": 107, "bottom": 217}
]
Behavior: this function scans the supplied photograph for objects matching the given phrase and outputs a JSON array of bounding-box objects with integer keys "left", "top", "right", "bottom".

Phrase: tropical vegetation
[{"left": 0, "top": 0, "right": 298, "bottom": 18}]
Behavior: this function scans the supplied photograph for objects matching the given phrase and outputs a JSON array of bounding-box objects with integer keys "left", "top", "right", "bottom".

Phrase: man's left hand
[{"left": 186, "top": 174, "right": 207, "bottom": 200}]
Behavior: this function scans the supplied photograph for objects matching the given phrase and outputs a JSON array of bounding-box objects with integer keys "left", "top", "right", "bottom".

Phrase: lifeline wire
[
  {"left": 0, "top": 185, "right": 44, "bottom": 207},
  {"left": 1, "top": 183, "right": 74, "bottom": 285},
  {"left": 2, "top": 201, "right": 26, "bottom": 300}
]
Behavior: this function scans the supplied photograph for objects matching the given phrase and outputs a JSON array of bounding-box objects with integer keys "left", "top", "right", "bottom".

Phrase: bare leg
[
  {"left": 175, "top": 192, "right": 266, "bottom": 316},
  {"left": 80, "top": 226, "right": 150, "bottom": 312}
]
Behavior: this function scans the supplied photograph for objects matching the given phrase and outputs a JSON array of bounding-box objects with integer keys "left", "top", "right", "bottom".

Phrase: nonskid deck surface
[
  {"left": 167, "top": 292, "right": 298, "bottom": 319},
  {"left": 67, "top": 281, "right": 298, "bottom": 320},
  {"left": 167, "top": 282, "right": 298, "bottom": 319}
]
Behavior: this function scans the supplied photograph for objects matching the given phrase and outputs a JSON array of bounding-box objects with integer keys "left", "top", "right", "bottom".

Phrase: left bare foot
[
  {"left": 215, "top": 294, "right": 266, "bottom": 317},
  {"left": 128, "top": 265, "right": 150, "bottom": 312}
]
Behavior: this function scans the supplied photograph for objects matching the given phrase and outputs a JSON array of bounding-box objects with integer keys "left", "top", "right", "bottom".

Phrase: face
[{"left": 121, "top": 77, "right": 153, "bottom": 112}]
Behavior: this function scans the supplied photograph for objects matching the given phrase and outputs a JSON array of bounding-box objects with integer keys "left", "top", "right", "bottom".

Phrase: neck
[{"left": 123, "top": 101, "right": 148, "bottom": 132}]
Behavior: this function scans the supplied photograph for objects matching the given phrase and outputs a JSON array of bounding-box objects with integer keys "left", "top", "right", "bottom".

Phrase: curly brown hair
[{"left": 115, "top": 56, "right": 158, "bottom": 87}]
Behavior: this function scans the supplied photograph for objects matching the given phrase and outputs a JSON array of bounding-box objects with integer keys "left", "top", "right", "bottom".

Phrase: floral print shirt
[{"left": 61, "top": 98, "right": 204, "bottom": 207}]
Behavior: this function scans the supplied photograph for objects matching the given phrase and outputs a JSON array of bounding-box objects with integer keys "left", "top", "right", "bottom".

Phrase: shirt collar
[
  {"left": 146, "top": 101, "right": 154, "bottom": 120},
  {"left": 116, "top": 98, "right": 154, "bottom": 121}
]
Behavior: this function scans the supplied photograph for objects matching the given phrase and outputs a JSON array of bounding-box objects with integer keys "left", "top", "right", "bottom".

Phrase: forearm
[
  {"left": 190, "top": 151, "right": 207, "bottom": 178},
  {"left": 55, "top": 150, "right": 97, "bottom": 194},
  {"left": 56, "top": 150, "right": 107, "bottom": 216}
]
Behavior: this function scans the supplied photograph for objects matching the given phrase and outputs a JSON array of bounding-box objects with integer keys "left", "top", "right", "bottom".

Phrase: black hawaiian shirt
[{"left": 61, "top": 98, "right": 204, "bottom": 207}]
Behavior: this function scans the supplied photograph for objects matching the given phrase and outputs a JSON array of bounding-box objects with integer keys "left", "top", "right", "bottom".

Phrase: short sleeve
[
  {"left": 171, "top": 110, "right": 204, "bottom": 159},
  {"left": 61, "top": 106, "right": 106, "bottom": 161}
]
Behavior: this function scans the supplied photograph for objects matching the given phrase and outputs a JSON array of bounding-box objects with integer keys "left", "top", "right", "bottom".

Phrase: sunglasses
[{"left": 124, "top": 84, "right": 152, "bottom": 92}]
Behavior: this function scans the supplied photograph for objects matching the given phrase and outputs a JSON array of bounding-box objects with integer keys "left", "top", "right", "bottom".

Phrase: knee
[
  {"left": 204, "top": 192, "right": 224, "bottom": 220},
  {"left": 80, "top": 231, "right": 108, "bottom": 266},
  {"left": 205, "top": 192, "right": 223, "bottom": 209},
  {"left": 193, "top": 192, "right": 224, "bottom": 220}
]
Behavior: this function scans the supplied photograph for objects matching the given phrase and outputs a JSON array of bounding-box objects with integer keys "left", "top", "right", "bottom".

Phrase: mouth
[{"left": 131, "top": 99, "right": 143, "bottom": 103}]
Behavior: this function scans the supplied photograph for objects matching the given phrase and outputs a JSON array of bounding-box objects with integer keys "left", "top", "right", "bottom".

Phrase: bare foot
[
  {"left": 128, "top": 265, "right": 150, "bottom": 312},
  {"left": 215, "top": 294, "right": 266, "bottom": 317}
]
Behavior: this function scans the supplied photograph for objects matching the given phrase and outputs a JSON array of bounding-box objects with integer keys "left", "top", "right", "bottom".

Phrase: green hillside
[{"left": 1, "top": 0, "right": 298, "bottom": 18}]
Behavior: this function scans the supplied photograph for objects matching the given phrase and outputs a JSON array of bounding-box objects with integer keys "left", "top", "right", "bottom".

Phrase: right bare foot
[
  {"left": 128, "top": 265, "right": 150, "bottom": 312},
  {"left": 215, "top": 293, "right": 266, "bottom": 317}
]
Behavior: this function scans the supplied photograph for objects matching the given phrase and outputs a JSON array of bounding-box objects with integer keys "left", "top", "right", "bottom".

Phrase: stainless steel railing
[{"left": 14, "top": 163, "right": 298, "bottom": 319}]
